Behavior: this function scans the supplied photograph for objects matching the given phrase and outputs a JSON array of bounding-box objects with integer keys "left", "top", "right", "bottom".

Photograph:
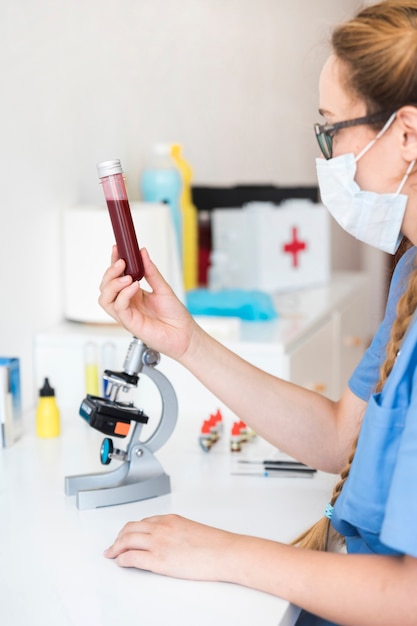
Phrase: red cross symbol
[{"left": 283, "top": 227, "right": 307, "bottom": 268}]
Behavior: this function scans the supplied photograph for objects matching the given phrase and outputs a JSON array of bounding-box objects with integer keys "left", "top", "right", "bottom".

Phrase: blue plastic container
[{"left": 140, "top": 144, "right": 182, "bottom": 256}]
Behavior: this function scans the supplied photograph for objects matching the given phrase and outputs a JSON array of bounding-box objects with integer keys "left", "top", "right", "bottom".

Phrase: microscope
[{"left": 65, "top": 337, "right": 178, "bottom": 510}]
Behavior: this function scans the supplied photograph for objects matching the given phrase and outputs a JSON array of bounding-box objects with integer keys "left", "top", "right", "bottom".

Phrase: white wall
[{"left": 1, "top": 0, "right": 363, "bottom": 410}]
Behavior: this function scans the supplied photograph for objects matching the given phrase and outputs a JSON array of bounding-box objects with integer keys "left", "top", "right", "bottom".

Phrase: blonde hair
[
  {"left": 332, "top": 1, "right": 417, "bottom": 114},
  {"left": 293, "top": 0, "right": 417, "bottom": 551}
]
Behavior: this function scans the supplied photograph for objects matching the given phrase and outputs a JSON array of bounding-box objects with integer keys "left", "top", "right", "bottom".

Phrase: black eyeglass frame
[{"left": 314, "top": 111, "right": 393, "bottom": 160}]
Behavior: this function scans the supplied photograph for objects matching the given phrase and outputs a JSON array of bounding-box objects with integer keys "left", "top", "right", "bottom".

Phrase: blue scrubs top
[
  {"left": 333, "top": 245, "right": 417, "bottom": 556},
  {"left": 296, "top": 246, "right": 417, "bottom": 626},
  {"left": 348, "top": 246, "right": 416, "bottom": 402}
]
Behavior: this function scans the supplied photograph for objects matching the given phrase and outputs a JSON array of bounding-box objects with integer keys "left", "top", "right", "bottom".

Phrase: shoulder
[
  {"left": 390, "top": 245, "right": 416, "bottom": 291},
  {"left": 348, "top": 246, "right": 416, "bottom": 401}
]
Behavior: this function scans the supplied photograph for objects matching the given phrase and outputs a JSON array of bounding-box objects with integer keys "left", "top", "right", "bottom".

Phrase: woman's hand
[
  {"left": 99, "top": 246, "right": 197, "bottom": 361},
  {"left": 103, "top": 514, "right": 417, "bottom": 625},
  {"left": 104, "top": 514, "right": 240, "bottom": 582}
]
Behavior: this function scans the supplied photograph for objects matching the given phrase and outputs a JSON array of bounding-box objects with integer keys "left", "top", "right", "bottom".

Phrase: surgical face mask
[{"left": 316, "top": 117, "right": 415, "bottom": 254}]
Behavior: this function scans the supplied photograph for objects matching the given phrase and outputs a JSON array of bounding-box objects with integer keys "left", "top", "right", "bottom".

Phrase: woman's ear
[{"left": 397, "top": 106, "right": 417, "bottom": 160}]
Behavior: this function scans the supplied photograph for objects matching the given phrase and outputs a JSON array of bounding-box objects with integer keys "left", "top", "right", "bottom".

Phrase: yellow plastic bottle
[
  {"left": 36, "top": 378, "right": 61, "bottom": 438},
  {"left": 170, "top": 144, "right": 198, "bottom": 290}
]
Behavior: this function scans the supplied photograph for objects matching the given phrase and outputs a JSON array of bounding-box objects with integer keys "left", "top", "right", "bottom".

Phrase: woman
[{"left": 99, "top": 2, "right": 417, "bottom": 624}]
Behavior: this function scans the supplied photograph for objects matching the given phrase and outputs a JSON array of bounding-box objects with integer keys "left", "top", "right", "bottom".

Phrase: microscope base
[
  {"left": 65, "top": 471, "right": 171, "bottom": 510},
  {"left": 65, "top": 444, "right": 171, "bottom": 509}
]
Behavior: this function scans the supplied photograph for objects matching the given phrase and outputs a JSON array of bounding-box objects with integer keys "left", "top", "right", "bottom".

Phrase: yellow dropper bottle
[{"left": 36, "top": 378, "right": 61, "bottom": 438}]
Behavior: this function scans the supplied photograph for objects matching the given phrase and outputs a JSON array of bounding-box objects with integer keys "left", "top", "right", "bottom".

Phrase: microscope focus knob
[
  {"left": 143, "top": 349, "right": 161, "bottom": 367},
  {"left": 100, "top": 437, "right": 128, "bottom": 465},
  {"left": 100, "top": 438, "right": 114, "bottom": 465}
]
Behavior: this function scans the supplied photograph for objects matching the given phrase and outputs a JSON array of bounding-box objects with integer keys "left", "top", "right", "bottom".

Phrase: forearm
[
  {"left": 180, "top": 325, "right": 360, "bottom": 471},
  {"left": 105, "top": 514, "right": 417, "bottom": 625},
  {"left": 225, "top": 536, "right": 416, "bottom": 626}
]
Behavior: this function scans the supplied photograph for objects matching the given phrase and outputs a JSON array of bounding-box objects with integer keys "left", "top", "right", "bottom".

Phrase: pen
[
  {"left": 231, "top": 469, "right": 315, "bottom": 478},
  {"left": 238, "top": 459, "right": 315, "bottom": 471},
  {"left": 263, "top": 465, "right": 316, "bottom": 474}
]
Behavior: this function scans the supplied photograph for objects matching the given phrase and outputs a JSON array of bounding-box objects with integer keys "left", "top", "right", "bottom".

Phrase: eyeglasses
[{"left": 314, "top": 111, "right": 394, "bottom": 160}]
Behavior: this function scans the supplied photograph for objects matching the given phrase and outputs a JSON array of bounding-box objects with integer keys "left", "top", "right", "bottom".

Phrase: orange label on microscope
[{"left": 114, "top": 421, "right": 130, "bottom": 436}]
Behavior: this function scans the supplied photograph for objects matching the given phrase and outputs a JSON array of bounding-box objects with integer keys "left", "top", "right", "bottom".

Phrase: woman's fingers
[
  {"left": 99, "top": 257, "right": 126, "bottom": 292},
  {"left": 140, "top": 247, "right": 174, "bottom": 296},
  {"left": 98, "top": 256, "right": 134, "bottom": 311},
  {"left": 111, "top": 279, "right": 141, "bottom": 314},
  {"left": 104, "top": 523, "right": 157, "bottom": 571},
  {"left": 111, "top": 244, "right": 119, "bottom": 264}
]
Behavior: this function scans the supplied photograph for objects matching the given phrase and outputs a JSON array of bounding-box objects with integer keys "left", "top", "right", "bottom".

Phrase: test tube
[
  {"left": 97, "top": 159, "right": 145, "bottom": 282},
  {"left": 101, "top": 341, "right": 116, "bottom": 396},
  {"left": 84, "top": 342, "right": 100, "bottom": 396}
]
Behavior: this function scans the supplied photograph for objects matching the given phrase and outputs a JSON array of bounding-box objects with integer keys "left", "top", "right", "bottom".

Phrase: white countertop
[{"left": 0, "top": 410, "right": 336, "bottom": 626}]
